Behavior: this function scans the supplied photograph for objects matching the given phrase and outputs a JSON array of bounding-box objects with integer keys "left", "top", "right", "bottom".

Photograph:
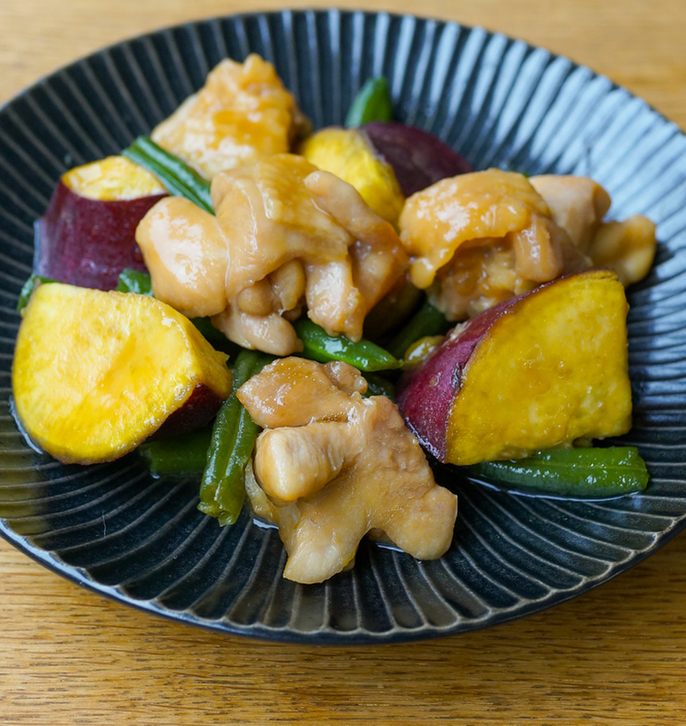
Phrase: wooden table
[{"left": 2, "top": 1, "right": 685, "bottom": 723}]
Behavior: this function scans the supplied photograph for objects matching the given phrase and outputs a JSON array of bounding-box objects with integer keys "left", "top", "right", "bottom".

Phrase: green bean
[
  {"left": 198, "top": 349, "right": 273, "bottom": 525},
  {"left": 122, "top": 136, "right": 213, "bottom": 214},
  {"left": 466, "top": 447, "right": 649, "bottom": 499},
  {"left": 293, "top": 317, "right": 402, "bottom": 372},
  {"left": 115, "top": 268, "right": 153, "bottom": 295},
  {"left": 362, "top": 372, "right": 395, "bottom": 400},
  {"left": 345, "top": 77, "right": 394, "bottom": 128},
  {"left": 139, "top": 427, "right": 212, "bottom": 475},
  {"left": 17, "top": 274, "right": 56, "bottom": 312},
  {"left": 386, "top": 298, "right": 451, "bottom": 360}
]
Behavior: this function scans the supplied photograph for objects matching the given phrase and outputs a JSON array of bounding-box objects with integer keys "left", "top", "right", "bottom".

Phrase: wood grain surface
[{"left": 1, "top": 1, "right": 686, "bottom": 724}]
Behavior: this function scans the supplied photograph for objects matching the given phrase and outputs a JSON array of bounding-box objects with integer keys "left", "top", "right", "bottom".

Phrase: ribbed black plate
[{"left": 1, "top": 10, "right": 685, "bottom": 644}]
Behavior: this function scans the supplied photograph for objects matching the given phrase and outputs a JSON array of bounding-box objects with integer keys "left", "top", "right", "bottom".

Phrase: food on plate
[
  {"left": 361, "top": 122, "right": 473, "bottom": 197},
  {"left": 399, "top": 169, "right": 657, "bottom": 320},
  {"left": 396, "top": 269, "right": 632, "bottom": 465},
  {"left": 300, "top": 126, "right": 405, "bottom": 224},
  {"left": 136, "top": 153, "right": 408, "bottom": 355},
  {"left": 467, "top": 447, "right": 649, "bottom": 498},
  {"left": 123, "top": 136, "right": 214, "bottom": 213},
  {"left": 10, "top": 55, "right": 658, "bottom": 584},
  {"left": 300, "top": 122, "right": 472, "bottom": 225},
  {"left": 151, "top": 54, "right": 310, "bottom": 178},
  {"left": 237, "top": 357, "right": 458, "bottom": 583},
  {"left": 12, "top": 282, "right": 232, "bottom": 464},
  {"left": 585, "top": 216, "right": 658, "bottom": 286},
  {"left": 199, "top": 349, "right": 273, "bottom": 526},
  {"left": 344, "top": 76, "right": 394, "bottom": 128},
  {"left": 35, "top": 156, "right": 167, "bottom": 290},
  {"left": 530, "top": 175, "right": 657, "bottom": 286}
]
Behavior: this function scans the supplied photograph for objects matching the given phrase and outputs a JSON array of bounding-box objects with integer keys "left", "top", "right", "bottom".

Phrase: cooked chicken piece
[
  {"left": 400, "top": 169, "right": 656, "bottom": 320},
  {"left": 237, "top": 357, "right": 458, "bottom": 584},
  {"left": 531, "top": 175, "right": 657, "bottom": 286},
  {"left": 238, "top": 356, "right": 359, "bottom": 427},
  {"left": 137, "top": 154, "right": 408, "bottom": 356},
  {"left": 134, "top": 197, "right": 229, "bottom": 318},
  {"left": 529, "top": 175, "right": 611, "bottom": 253},
  {"left": 151, "top": 54, "right": 309, "bottom": 178},
  {"left": 399, "top": 169, "right": 551, "bottom": 289},
  {"left": 399, "top": 169, "right": 587, "bottom": 320},
  {"left": 587, "top": 215, "right": 657, "bottom": 286}
]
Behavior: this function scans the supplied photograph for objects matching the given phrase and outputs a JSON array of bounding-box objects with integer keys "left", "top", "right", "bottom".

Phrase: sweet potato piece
[
  {"left": 299, "top": 126, "right": 405, "bottom": 225},
  {"left": 36, "top": 157, "right": 167, "bottom": 290},
  {"left": 396, "top": 269, "right": 632, "bottom": 465},
  {"left": 12, "top": 283, "right": 232, "bottom": 464},
  {"left": 361, "top": 122, "right": 472, "bottom": 197}
]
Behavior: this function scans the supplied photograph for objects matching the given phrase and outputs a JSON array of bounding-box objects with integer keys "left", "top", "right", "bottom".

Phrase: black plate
[{"left": 1, "top": 9, "right": 685, "bottom": 645}]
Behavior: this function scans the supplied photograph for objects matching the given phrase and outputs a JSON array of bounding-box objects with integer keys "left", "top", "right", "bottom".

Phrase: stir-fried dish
[{"left": 11, "top": 55, "right": 656, "bottom": 583}]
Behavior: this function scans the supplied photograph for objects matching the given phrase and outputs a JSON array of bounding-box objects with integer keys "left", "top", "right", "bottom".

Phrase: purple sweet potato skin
[
  {"left": 361, "top": 122, "right": 472, "bottom": 197},
  {"left": 35, "top": 180, "right": 166, "bottom": 290},
  {"left": 396, "top": 296, "right": 518, "bottom": 461},
  {"left": 153, "top": 384, "right": 225, "bottom": 439}
]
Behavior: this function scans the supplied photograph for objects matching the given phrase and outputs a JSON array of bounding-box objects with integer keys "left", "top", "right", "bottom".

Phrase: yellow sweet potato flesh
[
  {"left": 446, "top": 270, "right": 632, "bottom": 464},
  {"left": 12, "top": 283, "right": 232, "bottom": 464},
  {"left": 62, "top": 156, "right": 166, "bottom": 201},
  {"left": 299, "top": 127, "right": 404, "bottom": 225}
]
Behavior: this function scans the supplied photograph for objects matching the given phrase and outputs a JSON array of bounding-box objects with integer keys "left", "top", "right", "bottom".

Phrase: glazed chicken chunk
[
  {"left": 136, "top": 154, "right": 408, "bottom": 356},
  {"left": 399, "top": 169, "right": 656, "bottom": 320},
  {"left": 531, "top": 175, "right": 657, "bottom": 287},
  {"left": 398, "top": 169, "right": 588, "bottom": 319},
  {"left": 236, "top": 357, "right": 458, "bottom": 584},
  {"left": 151, "top": 54, "right": 309, "bottom": 178}
]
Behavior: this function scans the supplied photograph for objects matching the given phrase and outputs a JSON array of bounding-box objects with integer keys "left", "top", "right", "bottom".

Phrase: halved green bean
[
  {"left": 293, "top": 317, "right": 402, "bottom": 372},
  {"left": 386, "top": 298, "right": 451, "bottom": 360},
  {"left": 362, "top": 372, "right": 396, "bottom": 400},
  {"left": 115, "top": 268, "right": 153, "bottom": 295},
  {"left": 139, "top": 427, "right": 212, "bottom": 475},
  {"left": 345, "top": 77, "right": 394, "bottom": 128},
  {"left": 198, "top": 349, "right": 273, "bottom": 525},
  {"left": 122, "top": 136, "right": 213, "bottom": 214},
  {"left": 466, "top": 447, "right": 650, "bottom": 499},
  {"left": 17, "top": 274, "right": 56, "bottom": 312}
]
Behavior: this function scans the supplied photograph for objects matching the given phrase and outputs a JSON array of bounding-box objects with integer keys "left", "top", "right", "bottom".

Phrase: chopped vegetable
[
  {"left": 397, "top": 270, "right": 633, "bottom": 465},
  {"left": 362, "top": 372, "right": 396, "bottom": 400},
  {"left": 467, "top": 447, "right": 649, "bottom": 498},
  {"left": 386, "top": 298, "right": 451, "bottom": 360},
  {"left": 61, "top": 155, "right": 166, "bottom": 201},
  {"left": 122, "top": 136, "right": 213, "bottom": 213},
  {"left": 115, "top": 268, "right": 153, "bottom": 295},
  {"left": 361, "top": 122, "right": 472, "bottom": 197},
  {"left": 35, "top": 177, "right": 164, "bottom": 291},
  {"left": 198, "top": 349, "right": 273, "bottom": 526},
  {"left": 345, "top": 77, "right": 394, "bottom": 127},
  {"left": 17, "top": 274, "right": 55, "bottom": 312},
  {"left": 293, "top": 317, "right": 402, "bottom": 372},
  {"left": 300, "top": 126, "right": 405, "bottom": 224},
  {"left": 140, "top": 428, "right": 212, "bottom": 475},
  {"left": 13, "top": 283, "right": 232, "bottom": 464}
]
